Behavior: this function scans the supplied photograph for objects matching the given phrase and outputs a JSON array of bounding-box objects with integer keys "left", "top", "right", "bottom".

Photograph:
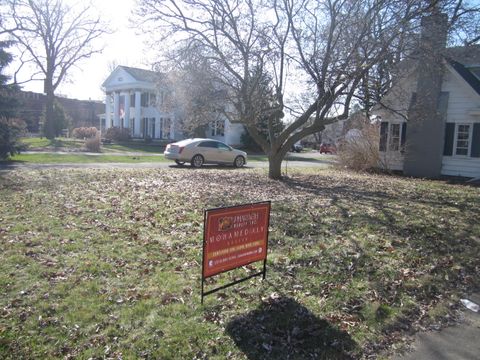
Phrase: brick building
[{"left": 16, "top": 90, "right": 104, "bottom": 133}]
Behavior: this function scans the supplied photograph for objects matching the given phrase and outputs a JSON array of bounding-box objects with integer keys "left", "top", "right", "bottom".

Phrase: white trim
[
  {"left": 382, "top": 121, "right": 404, "bottom": 153},
  {"left": 453, "top": 123, "right": 473, "bottom": 157}
]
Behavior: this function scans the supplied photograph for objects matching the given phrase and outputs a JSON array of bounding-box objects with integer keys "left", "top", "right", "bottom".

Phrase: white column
[
  {"left": 170, "top": 116, "right": 174, "bottom": 140},
  {"left": 105, "top": 93, "right": 111, "bottom": 129},
  {"left": 155, "top": 117, "right": 161, "bottom": 139},
  {"left": 113, "top": 92, "right": 120, "bottom": 127},
  {"left": 124, "top": 92, "right": 130, "bottom": 130},
  {"left": 134, "top": 91, "right": 141, "bottom": 137}
]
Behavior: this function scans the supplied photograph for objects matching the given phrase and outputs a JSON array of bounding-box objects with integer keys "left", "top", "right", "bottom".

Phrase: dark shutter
[
  {"left": 443, "top": 123, "right": 455, "bottom": 156},
  {"left": 379, "top": 122, "right": 388, "bottom": 152},
  {"left": 401, "top": 122, "right": 407, "bottom": 148},
  {"left": 471, "top": 123, "right": 480, "bottom": 158}
]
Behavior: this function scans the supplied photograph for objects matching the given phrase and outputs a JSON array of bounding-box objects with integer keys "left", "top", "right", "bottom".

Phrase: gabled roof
[
  {"left": 444, "top": 45, "right": 480, "bottom": 96},
  {"left": 120, "top": 66, "right": 159, "bottom": 83},
  {"left": 447, "top": 59, "right": 480, "bottom": 96}
]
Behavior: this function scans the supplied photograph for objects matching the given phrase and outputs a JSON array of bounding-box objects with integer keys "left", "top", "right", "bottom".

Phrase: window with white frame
[
  {"left": 211, "top": 120, "right": 225, "bottom": 137},
  {"left": 388, "top": 123, "right": 401, "bottom": 151},
  {"left": 454, "top": 124, "right": 471, "bottom": 156},
  {"left": 380, "top": 122, "right": 403, "bottom": 152}
]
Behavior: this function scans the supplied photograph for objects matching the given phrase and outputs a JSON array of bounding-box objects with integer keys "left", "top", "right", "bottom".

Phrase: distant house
[
  {"left": 102, "top": 66, "right": 245, "bottom": 145},
  {"left": 374, "top": 14, "right": 480, "bottom": 178}
]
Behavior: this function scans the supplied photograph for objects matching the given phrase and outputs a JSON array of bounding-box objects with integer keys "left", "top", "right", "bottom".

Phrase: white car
[{"left": 164, "top": 138, "right": 247, "bottom": 168}]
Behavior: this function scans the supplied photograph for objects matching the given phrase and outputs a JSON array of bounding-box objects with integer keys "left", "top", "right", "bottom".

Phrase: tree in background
[
  {"left": 39, "top": 99, "right": 71, "bottom": 137},
  {"left": 137, "top": 0, "right": 438, "bottom": 179},
  {"left": 0, "top": 33, "right": 19, "bottom": 118},
  {"left": 0, "top": 10, "right": 24, "bottom": 160},
  {"left": 1, "top": 0, "right": 106, "bottom": 139},
  {"left": 153, "top": 44, "right": 229, "bottom": 138}
]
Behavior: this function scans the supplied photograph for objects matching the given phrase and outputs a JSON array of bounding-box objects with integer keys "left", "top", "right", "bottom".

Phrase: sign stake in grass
[{"left": 201, "top": 201, "right": 271, "bottom": 304}]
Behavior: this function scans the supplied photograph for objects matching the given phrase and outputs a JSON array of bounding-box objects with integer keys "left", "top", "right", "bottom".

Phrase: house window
[
  {"left": 141, "top": 93, "right": 148, "bottom": 107},
  {"left": 380, "top": 121, "right": 404, "bottom": 152},
  {"left": 149, "top": 93, "right": 156, "bottom": 106},
  {"left": 211, "top": 120, "right": 225, "bottom": 137},
  {"left": 388, "top": 123, "right": 401, "bottom": 151},
  {"left": 161, "top": 118, "right": 171, "bottom": 139},
  {"left": 454, "top": 124, "right": 471, "bottom": 156}
]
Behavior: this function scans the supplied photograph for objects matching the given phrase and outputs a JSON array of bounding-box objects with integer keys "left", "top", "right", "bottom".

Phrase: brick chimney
[{"left": 403, "top": 12, "right": 449, "bottom": 178}]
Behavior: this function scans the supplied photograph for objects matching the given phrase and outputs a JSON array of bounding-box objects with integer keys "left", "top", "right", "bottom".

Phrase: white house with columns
[
  {"left": 102, "top": 66, "right": 177, "bottom": 140},
  {"left": 101, "top": 65, "right": 245, "bottom": 145}
]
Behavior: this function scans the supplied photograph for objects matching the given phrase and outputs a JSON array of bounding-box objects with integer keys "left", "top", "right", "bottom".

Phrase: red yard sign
[{"left": 202, "top": 202, "right": 271, "bottom": 279}]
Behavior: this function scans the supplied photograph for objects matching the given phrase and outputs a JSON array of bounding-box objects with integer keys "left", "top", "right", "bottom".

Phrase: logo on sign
[{"left": 218, "top": 217, "right": 233, "bottom": 231}]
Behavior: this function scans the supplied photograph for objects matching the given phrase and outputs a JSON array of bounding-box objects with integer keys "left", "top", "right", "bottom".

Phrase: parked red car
[{"left": 319, "top": 143, "right": 337, "bottom": 154}]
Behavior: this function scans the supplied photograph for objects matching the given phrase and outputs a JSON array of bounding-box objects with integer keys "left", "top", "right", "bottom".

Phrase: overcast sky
[{"left": 6, "top": 0, "right": 153, "bottom": 102}]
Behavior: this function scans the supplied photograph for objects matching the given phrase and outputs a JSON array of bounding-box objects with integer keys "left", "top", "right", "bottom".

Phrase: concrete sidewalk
[{"left": 394, "top": 294, "right": 480, "bottom": 360}]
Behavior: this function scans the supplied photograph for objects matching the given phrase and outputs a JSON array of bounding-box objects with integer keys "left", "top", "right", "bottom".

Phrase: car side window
[
  {"left": 198, "top": 141, "right": 217, "bottom": 148},
  {"left": 217, "top": 142, "right": 230, "bottom": 150}
]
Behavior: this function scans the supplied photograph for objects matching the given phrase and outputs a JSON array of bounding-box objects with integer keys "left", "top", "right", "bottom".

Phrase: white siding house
[
  {"left": 102, "top": 66, "right": 245, "bottom": 145},
  {"left": 374, "top": 48, "right": 480, "bottom": 178}
]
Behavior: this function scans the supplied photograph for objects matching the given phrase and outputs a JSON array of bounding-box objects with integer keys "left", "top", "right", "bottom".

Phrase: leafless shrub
[
  {"left": 72, "top": 127, "right": 98, "bottom": 139},
  {"left": 84, "top": 133, "right": 101, "bottom": 153},
  {"left": 104, "top": 127, "right": 131, "bottom": 142},
  {"left": 337, "top": 123, "right": 383, "bottom": 172}
]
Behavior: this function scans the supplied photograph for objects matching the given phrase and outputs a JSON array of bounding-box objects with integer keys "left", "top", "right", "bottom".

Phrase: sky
[{"left": 6, "top": 0, "right": 152, "bottom": 102}]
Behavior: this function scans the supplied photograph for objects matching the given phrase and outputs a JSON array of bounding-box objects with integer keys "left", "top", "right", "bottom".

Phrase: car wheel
[
  {"left": 191, "top": 154, "right": 204, "bottom": 168},
  {"left": 234, "top": 156, "right": 245, "bottom": 168}
]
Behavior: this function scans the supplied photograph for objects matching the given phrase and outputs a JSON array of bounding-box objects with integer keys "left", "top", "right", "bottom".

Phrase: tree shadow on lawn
[
  {"left": 226, "top": 296, "right": 357, "bottom": 360},
  {"left": 280, "top": 175, "right": 480, "bottom": 267}
]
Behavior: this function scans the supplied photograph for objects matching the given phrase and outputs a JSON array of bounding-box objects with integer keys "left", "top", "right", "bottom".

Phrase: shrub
[
  {"left": 337, "top": 122, "right": 382, "bottom": 172},
  {"left": 85, "top": 133, "right": 101, "bottom": 152},
  {"left": 104, "top": 127, "right": 131, "bottom": 142},
  {"left": 72, "top": 127, "right": 98, "bottom": 139},
  {"left": 0, "top": 117, "right": 27, "bottom": 160}
]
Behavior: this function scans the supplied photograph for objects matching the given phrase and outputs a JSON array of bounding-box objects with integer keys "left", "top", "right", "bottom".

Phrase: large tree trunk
[
  {"left": 44, "top": 78, "right": 55, "bottom": 139},
  {"left": 268, "top": 153, "right": 283, "bottom": 180}
]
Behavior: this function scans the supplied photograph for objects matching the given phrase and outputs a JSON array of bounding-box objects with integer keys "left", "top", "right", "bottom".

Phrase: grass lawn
[
  {"left": 102, "top": 143, "right": 166, "bottom": 154},
  {"left": 5, "top": 153, "right": 168, "bottom": 164},
  {"left": 21, "top": 137, "right": 167, "bottom": 154},
  {"left": 0, "top": 168, "right": 478, "bottom": 359},
  {"left": 21, "top": 137, "right": 84, "bottom": 150}
]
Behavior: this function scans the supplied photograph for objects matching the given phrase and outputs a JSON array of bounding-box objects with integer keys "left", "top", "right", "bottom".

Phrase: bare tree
[
  {"left": 136, "top": 0, "right": 439, "bottom": 179},
  {"left": 1, "top": 0, "right": 107, "bottom": 139},
  {"left": 155, "top": 44, "right": 228, "bottom": 137}
]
